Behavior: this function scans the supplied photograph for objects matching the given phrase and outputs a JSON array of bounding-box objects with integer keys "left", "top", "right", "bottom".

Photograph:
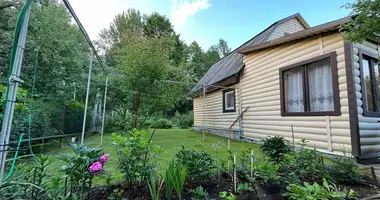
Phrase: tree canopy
[
  {"left": 0, "top": 1, "right": 231, "bottom": 134},
  {"left": 342, "top": 0, "right": 380, "bottom": 46}
]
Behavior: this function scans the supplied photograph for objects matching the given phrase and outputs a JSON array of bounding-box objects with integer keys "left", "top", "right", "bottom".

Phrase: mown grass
[{"left": 38, "top": 129, "right": 261, "bottom": 185}]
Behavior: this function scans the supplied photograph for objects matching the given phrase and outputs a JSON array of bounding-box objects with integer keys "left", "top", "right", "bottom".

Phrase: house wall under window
[
  {"left": 353, "top": 41, "right": 380, "bottom": 158},
  {"left": 241, "top": 32, "right": 351, "bottom": 153},
  {"left": 193, "top": 84, "right": 240, "bottom": 133}
]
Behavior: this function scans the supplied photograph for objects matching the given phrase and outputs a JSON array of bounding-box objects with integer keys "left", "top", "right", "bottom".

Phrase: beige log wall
[
  {"left": 267, "top": 19, "right": 305, "bottom": 41},
  {"left": 353, "top": 41, "right": 380, "bottom": 157},
  {"left": 193, "top": 84, "right": 240, "bottom": 130},
  {"left": 241, "top": 32, "right": 352, "bottom": 153}
]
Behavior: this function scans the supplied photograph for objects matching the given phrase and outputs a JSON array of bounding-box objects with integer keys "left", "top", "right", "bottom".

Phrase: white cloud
[
  {"left": 170, "top": 0, "right": 210, "bottom": 32},
  {"left": 67, "top": 0, "right": 157, "bottom": 41}
]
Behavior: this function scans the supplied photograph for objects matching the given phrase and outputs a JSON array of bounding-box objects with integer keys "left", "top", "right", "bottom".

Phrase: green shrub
[
  {"left": 281, "top": 146, "right": 326, "bottom": 184},
  {"left": 151, "top": 118, "right": 172, "bottom": 129},
  {"left": 175, "top": 146, "right": 216, "bottom": 181},
  {"left": 261, "top": 136, "right": 292, "bottom": 163},
  {"left": 254, "top": 156, "right": 281, "bottom": 187},
  {"left": 112, "top": 129, "right": 161, "bottom": 186},
  {"left": 172, "top": 111, "right": 193, "bottom": 128},
  {"left": 64, "top": 102, "right": 92, "bottom": 134},
  {"left": 283, "top": 179, "right": 357, "bottom": 200},
  {"left": 326, "top": 156, "right": 364, "bottom": 185}
]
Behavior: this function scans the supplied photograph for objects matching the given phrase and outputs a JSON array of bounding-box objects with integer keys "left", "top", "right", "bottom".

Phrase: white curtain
[
  {"left": 286, "top": 68, "right": 304, "bottom": 112},
  {"left": 308, "top": 59, "right": 334, "bottom": 112}
]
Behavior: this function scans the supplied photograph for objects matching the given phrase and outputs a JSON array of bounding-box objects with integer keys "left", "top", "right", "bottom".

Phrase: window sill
[
  {"left": 223, "top": 109, "right": 236, "bottom": 113},
  {"left": 281, "top": 111, "right": 341, "bottom": 117},
  {"left": 362, "top": 111, "right": 380, "bottom": 118}
]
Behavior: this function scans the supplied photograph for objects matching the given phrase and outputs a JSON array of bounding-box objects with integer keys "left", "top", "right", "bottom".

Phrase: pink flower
[
  {"left": 100, "top": 154, "right": 110, "bottom": 164},
  {"left": 89, "top": 162, "right": 103, "bottom": 174}
]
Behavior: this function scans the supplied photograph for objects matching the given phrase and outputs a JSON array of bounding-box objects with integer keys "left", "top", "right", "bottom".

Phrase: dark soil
[
  {"left": 88, "top": 174, "right": 259, "bottom": 200},
  {"left": 88, "top": 174, "right": 379, "bottom": 200}
]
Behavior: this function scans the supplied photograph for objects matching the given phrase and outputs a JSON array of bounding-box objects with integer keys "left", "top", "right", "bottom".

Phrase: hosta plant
[{"left": 283, "top": 178, "right": 357, "bottom": 200}]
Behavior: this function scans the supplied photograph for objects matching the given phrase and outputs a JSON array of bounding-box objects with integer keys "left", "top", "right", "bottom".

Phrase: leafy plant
[
  {"left": 326, "top": 156, "right": 364, "bottom": 185},
  {"left": 148, "top": 174, "right": 164, "bottom": 200},
  {"left": 237, "top": 182, "right": 254, "bottom": 194},
  {"left": 107, "top": 188, "right": 126, "bottom": 200},
  {"left": 281, "top": 142, "right": 325, "bottom": 184},
  {"left": 112, "top": 129, "right": 161, "bottom": 186},
  {"left": 165, "top": 163, "right": 174, "bottom": 200},
  {"left": 0, "top": 156, "right": 52, "bottom": 200},
  {"left": 175, "top": 146, "right": 216, "bottom": 181},
  {"left": 190, "top": 186, "right": 209, "bottom": 200},
  {"left": 59, "top": 143, "right": 104, "bottom": 197},
  {"left": 253, "top": 156, "right": 281, "bottom": 187},
  {"left": 261, "top": 136, "right": 292, "bottom": 163},
  {"left": 235, "top": 149, "right": 255, "bottom": 182},
  {"left": 219, "top": 191, "right": 236, "bottom": 200},
  {"left": 166, "top": 159, "right": 187, "bottom": 200},
  {"left": 283, "top": 178, "right": 357, "bottom": 200}
]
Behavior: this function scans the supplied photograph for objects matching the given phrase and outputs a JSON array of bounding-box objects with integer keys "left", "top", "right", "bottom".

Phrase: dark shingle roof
[
  {"left": 190, "top": 13, "right": 309, "bottom": 96},
  {"left": 239, "top": 16, "right": 352, "bottom": 54}
]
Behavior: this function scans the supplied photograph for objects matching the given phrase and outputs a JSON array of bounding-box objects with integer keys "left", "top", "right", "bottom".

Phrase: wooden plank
[
  {"left": 8, "top": 133, "right": 82, "bottom": 145},
  {"left": 229, "top": 107, "right": 249, "bottom": 129}
]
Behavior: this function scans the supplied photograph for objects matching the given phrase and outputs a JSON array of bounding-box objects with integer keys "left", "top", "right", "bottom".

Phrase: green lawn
[{"left": 41, "top": 129, "right": 261, "bottom": 185}]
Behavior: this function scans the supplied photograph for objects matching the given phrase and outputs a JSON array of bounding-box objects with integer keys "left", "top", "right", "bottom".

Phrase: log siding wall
[
  {"left": 353, "top": 41, "right": 380, "bottom": 158},
  {"left": 241, "top": 32, "right": 351, "bottom": 153},
  {"left": 193, "top": 84, "right": 241, "bottom": 130}
]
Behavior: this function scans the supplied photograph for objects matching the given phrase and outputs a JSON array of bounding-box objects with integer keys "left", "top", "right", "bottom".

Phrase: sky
[{"left": 68, "top": 0, "right": 355, "bottom": 50}]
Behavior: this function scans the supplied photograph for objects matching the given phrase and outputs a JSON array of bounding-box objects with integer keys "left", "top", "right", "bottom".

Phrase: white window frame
[{"left": 223, "top": 90, "right": 235, "bottom": 112}]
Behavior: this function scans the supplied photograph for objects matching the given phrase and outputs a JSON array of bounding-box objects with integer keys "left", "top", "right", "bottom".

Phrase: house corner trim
[{"left": 344, "top": 42, "right": 361, "bottom": 157}]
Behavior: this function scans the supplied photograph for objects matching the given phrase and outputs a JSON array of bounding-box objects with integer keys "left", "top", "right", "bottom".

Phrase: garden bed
[
  {"left": 88, "top": 175, "right": 379, "bottom": 200},
  {"left": 89, "top": 174, "right": 259, "bottom": 200}
]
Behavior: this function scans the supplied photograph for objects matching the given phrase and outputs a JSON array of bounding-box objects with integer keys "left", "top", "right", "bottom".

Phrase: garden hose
[
  {"left": 4, "top": 134, "right": 24, "bottom": 181},
  {"left": 1, "top": 0, "right": 33, "bottom": 182}
]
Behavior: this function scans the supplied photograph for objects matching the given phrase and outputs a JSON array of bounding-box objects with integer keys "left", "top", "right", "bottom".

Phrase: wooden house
[{"left": 191, "top": 14, "right": 380, "bottom": 161}]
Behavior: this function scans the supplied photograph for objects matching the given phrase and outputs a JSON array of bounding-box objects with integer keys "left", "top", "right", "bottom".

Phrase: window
[
  {"left": 223, "top": 89, "right": 235, "bottom": 112},
  {"left": 279, "top": 52, "right": 340, "bottom": 116},
  {"left": 359, "top": 51, "right": 380, "bottom": 117}
]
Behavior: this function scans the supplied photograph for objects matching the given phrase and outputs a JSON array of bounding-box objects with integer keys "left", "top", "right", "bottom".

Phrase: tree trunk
[{"left": 132, "top": 92, "right": 140, "bottom": 128}]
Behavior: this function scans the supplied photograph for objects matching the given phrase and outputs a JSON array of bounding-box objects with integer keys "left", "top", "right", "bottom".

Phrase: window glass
[
  {"left": 284, "top": 67, "right": 304, "bottom": 112},
  {"left": 308, "top": 58, "right": 334, "bottom": 111},
  {"left": 374, "top": 61, "right": 380, "bottom": 112},
  {"left": 362, "top": 58, "right": 375, "bottom": 111},
  {"left": 224, "top": 91, "right": 235, "bottom": 110}
]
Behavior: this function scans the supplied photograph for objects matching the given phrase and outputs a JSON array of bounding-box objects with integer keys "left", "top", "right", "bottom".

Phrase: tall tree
[
  {"left": 341, "top": 0, "right": 380, "bottom": 47},
  {"left": 210, "top": 39, "right": 231, "bottom": 58},
  {"left": 99, "top": 10, "right": 185, "bottom": 128}
]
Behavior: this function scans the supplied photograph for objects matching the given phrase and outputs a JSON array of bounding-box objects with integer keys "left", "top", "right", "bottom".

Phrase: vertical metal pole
[
  {"left": 250, "top": 149, "right": 254, "bottom": 178},
  {"left": 100, "top": 76, "right": 108, "bottom": 146},
  {"left": 73, "top": 82, "right": 76, "bottom": 101},
  {"left": 202, "top": 85, "right": 206, "bottom": 142},
  {"left": 0, "top": 5, "right": 31, "bottom": 186},
  {"left": 81, "top": 50, "right": 93, "bottom": 145},
  {"left": 233, "top": 154, "right": 237, "bottom": 192},
  {"left": 227, "top": 139, "right": 230, "bottom": 173}
]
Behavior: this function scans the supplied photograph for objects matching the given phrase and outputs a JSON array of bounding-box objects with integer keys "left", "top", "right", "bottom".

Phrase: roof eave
[{"left": 238, "top": 16, "right": 352, "bottom": 54}]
